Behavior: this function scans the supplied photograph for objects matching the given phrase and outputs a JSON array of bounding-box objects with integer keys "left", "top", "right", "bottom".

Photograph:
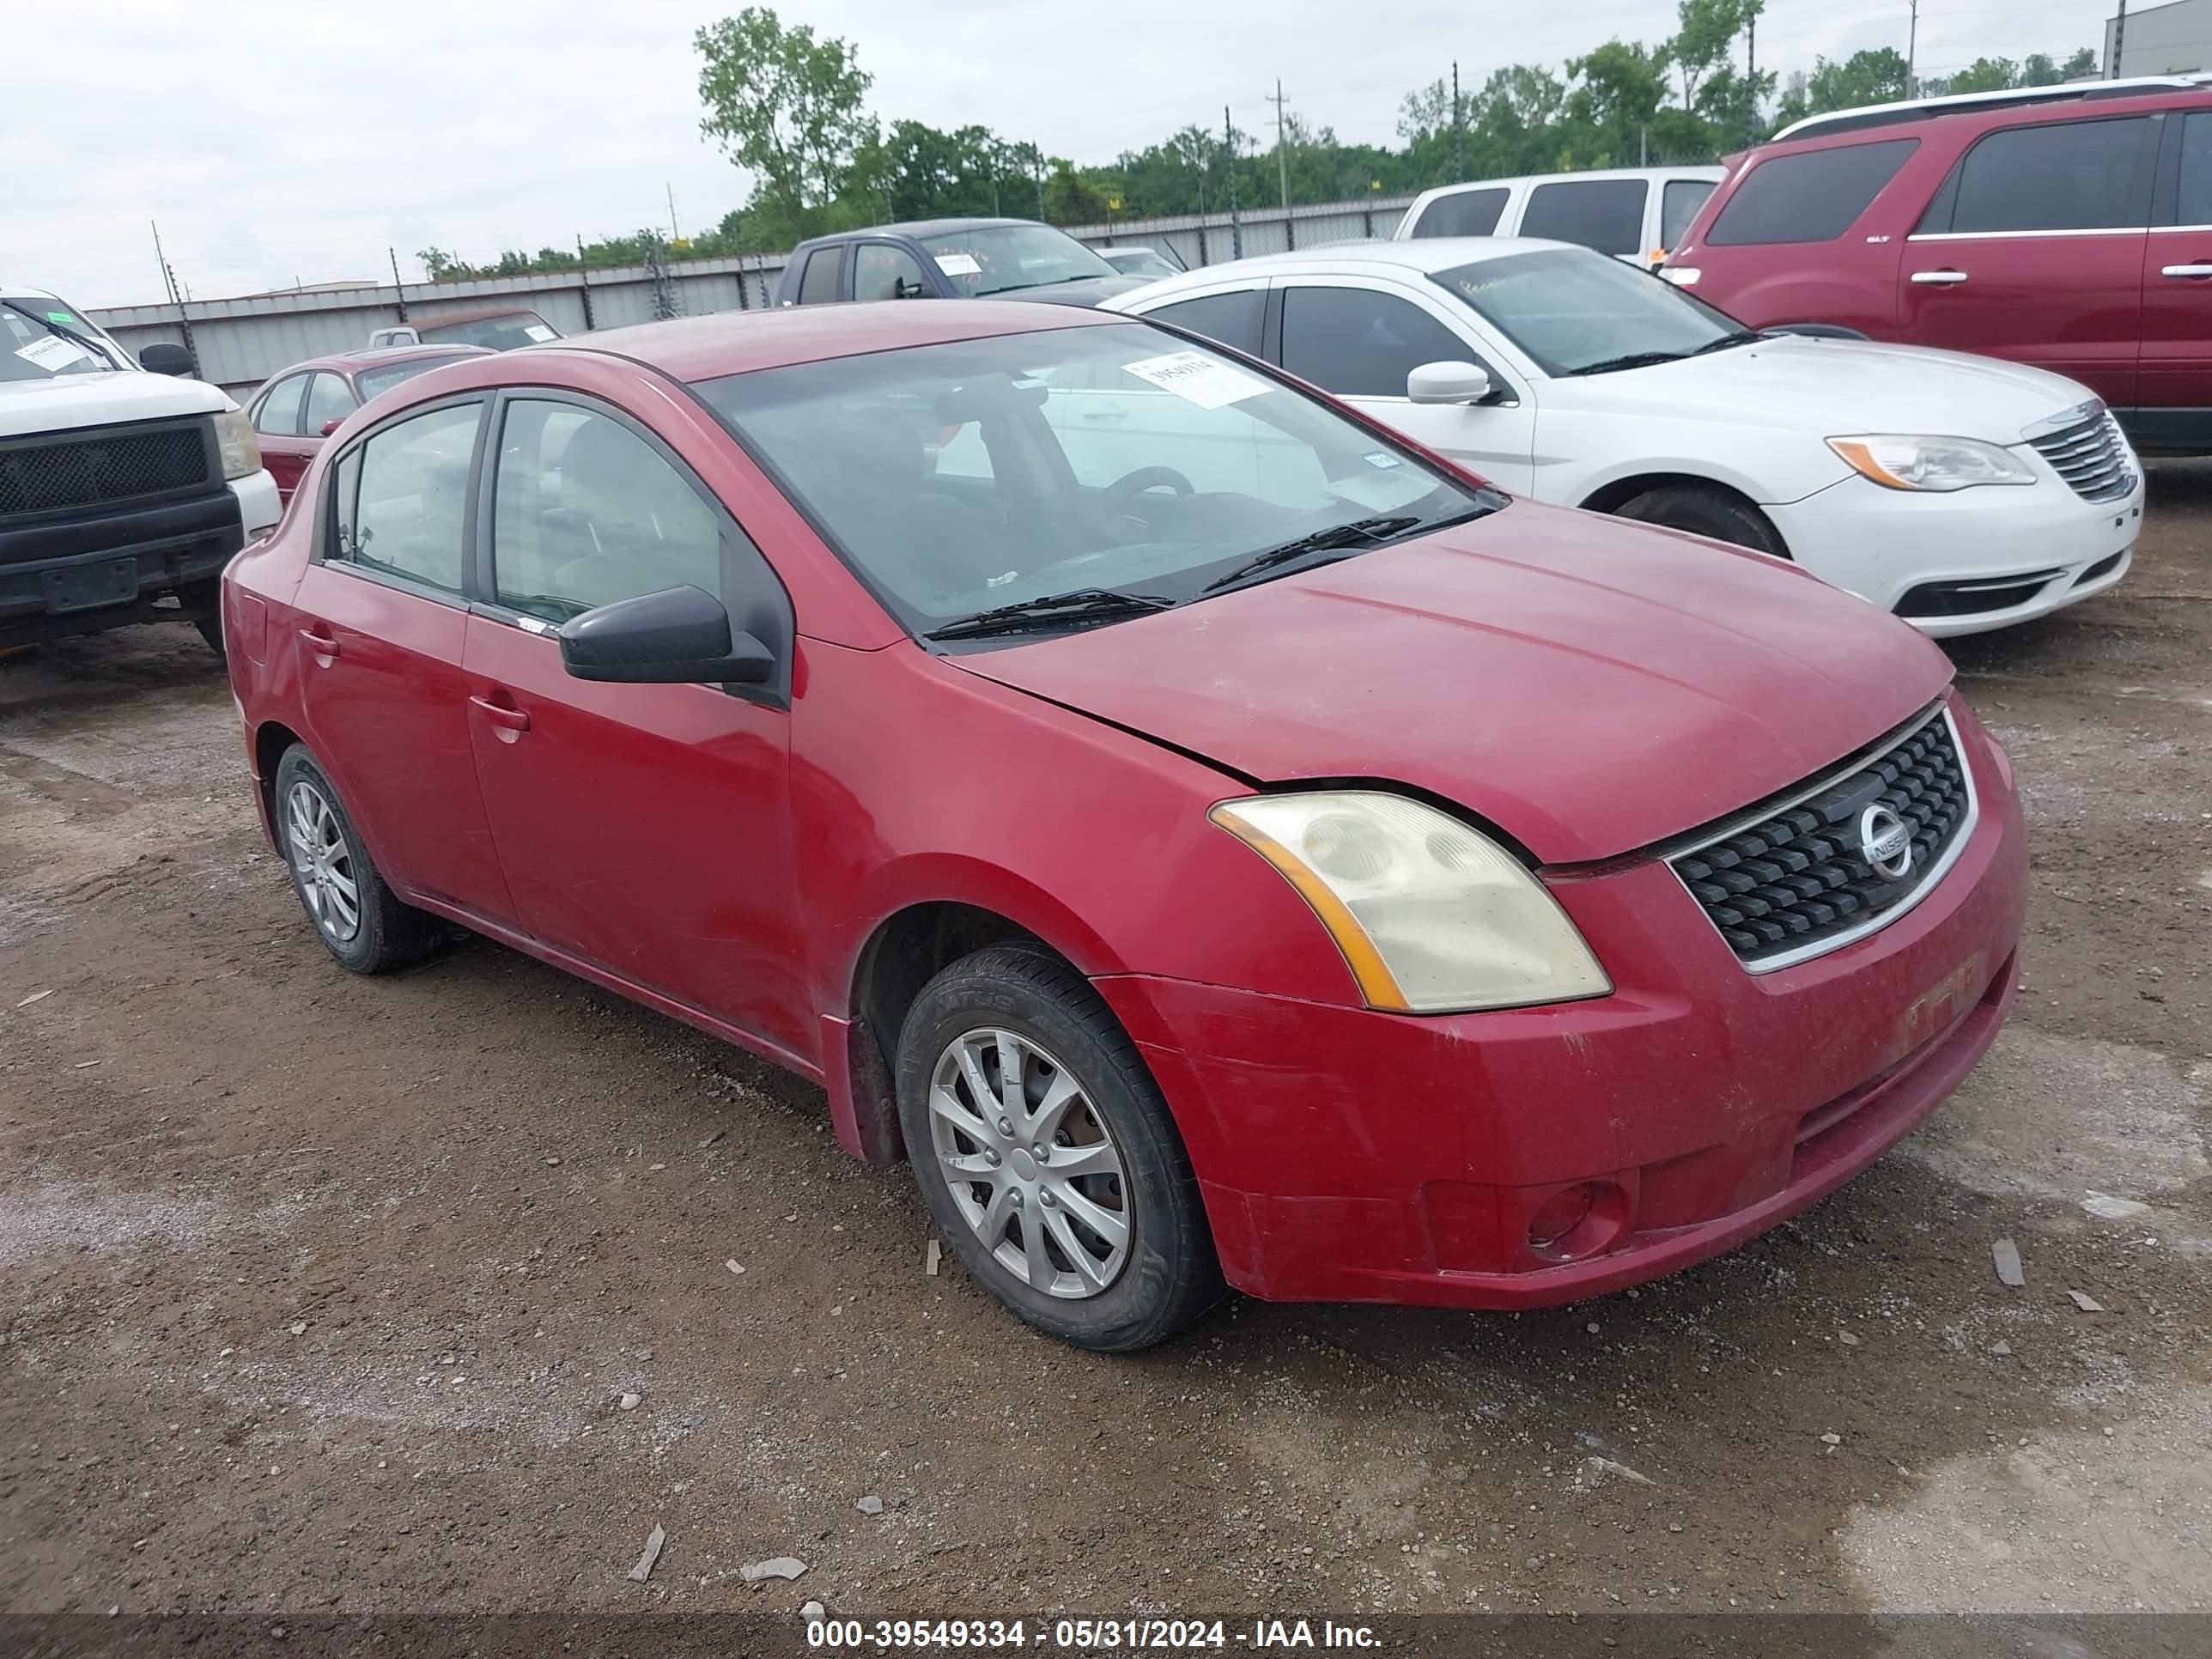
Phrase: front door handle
[
  {"left": 299, "top": 627, "right": 338, "bottom": 661},
  {"left": 469, "top": 694, "right": 531, "bottom": 735},
  {"left": 2160, "top": 263, "right": 2212, "bottom": 279},
  {"left": 1910, "top": 269, "right": 1969, "bottom": 286},
  {"left": 1080, "top": 406, "right": 1128, "bottom": 421}
]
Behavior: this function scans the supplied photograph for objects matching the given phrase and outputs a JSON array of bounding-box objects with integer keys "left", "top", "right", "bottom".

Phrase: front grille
[
  {"left": 0, "top": 418, "right": 216, "bottom": 520},
  {"left": 2027, "top": 410, "right": 2135, "bottom": 502},
  {"left": 1668, "top": 707, "right": 1977, "bottom": 970}
]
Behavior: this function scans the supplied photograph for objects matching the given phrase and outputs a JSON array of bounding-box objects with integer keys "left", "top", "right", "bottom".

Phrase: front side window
[
  {"left": 922, "top": 225, "right": 1116, "bottom": 297},
  {"left": 696, "top": 323, "right": 1490, "bottom": 642},
  {"left": 1661, "top": 179, "right": 1716, "bottom": 249},
  {"left": 1519, "top": 179, "right": 1648, "bottom": 256},
  {"left": 854, "top": 242, "right": 930, "bottom": 301},
  {"left": 1143, "top": 289, "right": 1266, "bottom": 356},
  {"left": 303, "top": 372, "right": 356, "bottom": 436},
  {"left": 1411, "top": 187, "right": 1510, "bottom": 239},
  {"left": 1279, "top": 286, "right": 1476, "bottom": 398},
  {"left": 1706, "top": 138, "right": 1918, "bottom": 245},
  {"left": 255, "top": 375, "right": 308, "bottom": 436},
  {"left": 332, "top": 403, "right": 479, "bottom": 594},
  {"left": 489, "top": 400, "right": 722, "bottom": 623},
  {"left": 1431, "top": 247, "right": 1743, "bottom": 376},
  {"left": 797, "top": 247, "right": 845, "bottom": 303},
  {"left": 1932, "top": 117, "right": 2152, "bottom": 234}
]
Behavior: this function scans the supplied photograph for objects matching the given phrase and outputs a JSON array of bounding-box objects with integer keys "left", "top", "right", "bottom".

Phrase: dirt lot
[{"left": 3, "top": 472, "right": 2209, "bottom": 1632}]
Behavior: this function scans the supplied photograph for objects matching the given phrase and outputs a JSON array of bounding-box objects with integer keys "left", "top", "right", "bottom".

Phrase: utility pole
[
  {"left": 2112, "top": 0, "right": 2129, "bottom": 76},
  {"left": 149, "top": 221, "right": 199, "bottom": 378},
  {"left": 1906, "top": 0, "right": 1919, "bottom": 98},
  {"left": 1451, "top": 60, "right": 1463, "bottom": 180},
  {"left": 576, "top": 234, "right": 599, "bottom": 326},
  {"left": 1269, "top": 79, "right": 1291, "bottom": 213},
  {"left": 1746, "top": 11, "right": 1759, "bottom": 141},
  {"left": 665, "top": 182, "right": 681, "bottom": 244},
  {"left": 387, "top": 246, "right": 409, "bottom": 323},
  {"left": 1224, "top": 104, "right": 1243, "bottom": 259}
]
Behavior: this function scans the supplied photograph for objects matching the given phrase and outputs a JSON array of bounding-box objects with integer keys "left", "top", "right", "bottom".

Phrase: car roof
[
  {"left": 265, "top": 343, "right": 496, "bottom": 377},
  {"left": 539, "top": 299, "right": 1128, "bottom": 382},
  {"left": 413, "top": 307, "right": 549, "bottom": 327},
  {"left": 1772, "top": 75, "right": 2212, "bottom": 144},
  {"left": 806, "top": 218, "right": 1036, "bottom": 245},
  {"left": 1121, "top": 237, "right": 1580, "bottom": 291}
]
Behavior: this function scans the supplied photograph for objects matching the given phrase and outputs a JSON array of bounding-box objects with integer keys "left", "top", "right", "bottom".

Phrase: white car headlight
[
  {"left": 215, "top": 409, "right": 262, "bottom": 481},
  {"left": 1659, "top": 265, "right": 1700, "bottom": 287},
  {"left": 1210, "top": 791, "right": 1611, "bottom": 1014},
  {"left": 1827, "top": 434, "right": 2035, "bottom": 491}
]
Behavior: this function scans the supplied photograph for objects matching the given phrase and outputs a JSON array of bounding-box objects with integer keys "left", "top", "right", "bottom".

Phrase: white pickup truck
[{"left": 2, "top": 283, "right": 279, "bottom": 654}]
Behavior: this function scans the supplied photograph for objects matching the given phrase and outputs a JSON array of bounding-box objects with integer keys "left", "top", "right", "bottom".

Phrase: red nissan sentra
[{"left": 222, "top": 301, "right": 2026, "bottom": 1352}]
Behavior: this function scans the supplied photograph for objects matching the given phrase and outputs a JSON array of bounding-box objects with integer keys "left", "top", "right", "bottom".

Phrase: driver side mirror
[
  {"left": 320, "top": 418, "right": 345, "bottom": 438},
  {"left": 1407, "top": 361, "right": 1494, "bottom": 405},
  {"left": 558, "top": 585, "right": 774, "bottom": 685},
  {"left": 893, "top": 277, "right": 933, "bottom": 299},
  {"left": 137, "top": 342, "right": 195, "bottom": 377}
]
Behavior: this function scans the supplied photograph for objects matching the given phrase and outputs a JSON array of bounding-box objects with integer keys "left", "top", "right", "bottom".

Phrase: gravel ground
[{"left": 3, "top": 469, "right": 2208, "bottom": 1624}]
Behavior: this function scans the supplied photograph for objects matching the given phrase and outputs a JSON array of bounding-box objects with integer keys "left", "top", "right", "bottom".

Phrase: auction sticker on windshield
[
  {"left": 937, "top": 252, "right": 982, "bottom": 276},
  {"left": 1121, "top": 350, "right": 1268, "bottom": 410},
  {"left": 15, "top": 335, "right": 91, "bottom": 372}
]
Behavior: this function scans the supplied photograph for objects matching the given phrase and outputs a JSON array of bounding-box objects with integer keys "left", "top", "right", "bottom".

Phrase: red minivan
[{"left": 1668, "top": 78, "right": 2212, "bottom": 454}]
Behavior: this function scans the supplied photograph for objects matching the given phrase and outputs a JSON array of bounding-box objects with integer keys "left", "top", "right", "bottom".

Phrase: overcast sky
[{"left": 14, "top": 0, "right": 2120, "bottom": 310}]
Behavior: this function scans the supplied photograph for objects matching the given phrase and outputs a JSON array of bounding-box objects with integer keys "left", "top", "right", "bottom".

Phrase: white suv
[{"left": 1395, "top": 166, "right": 1725, "bottom": 264}]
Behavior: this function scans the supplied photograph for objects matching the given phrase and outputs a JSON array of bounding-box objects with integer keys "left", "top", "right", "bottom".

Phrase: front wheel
[
  {"left": 896, "top": 945, "right": 1224, "bottom": 1352},
  {"left": 1614, "top": 484, "right": 1789, "bottom": 559}
]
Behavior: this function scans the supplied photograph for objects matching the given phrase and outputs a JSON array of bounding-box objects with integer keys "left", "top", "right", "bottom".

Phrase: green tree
[
  {"left": 1565, "top": 40, "right": 1671, "bottom": 167},
  {"left": 1774, "top": 46, "right": 1910, "bottom": 126},
  {"left": 695, "top": 7, "right": 874, "bottom": 241},
  {"left": 2060, "top": 47, "right": 2098, "bottom": 80},
  {"left": 1042, "top": 159, "right": 1111, "bottom": 224},
  {"left": 1950, "top": 57, "right": 2021, "bottom": 94}
]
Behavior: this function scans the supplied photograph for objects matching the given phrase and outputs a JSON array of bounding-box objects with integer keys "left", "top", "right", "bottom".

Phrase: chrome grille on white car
[{"left": 2026, "top": 407, "right": 2135, "bottom": 503}]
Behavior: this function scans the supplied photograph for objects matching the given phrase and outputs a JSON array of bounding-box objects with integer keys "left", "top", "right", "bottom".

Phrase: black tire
[
  {"left": 896, "top": 945, "right": 1224, "bottom": 1352},
  {"left": 178, "top": 580, "right": 224, "bottom": 659},
  {"left": 1614, "top": 484, "right": 1790, "bottom": 558},
  {"left": 270, "top": 745, "right": 442, "bottom": 975}
]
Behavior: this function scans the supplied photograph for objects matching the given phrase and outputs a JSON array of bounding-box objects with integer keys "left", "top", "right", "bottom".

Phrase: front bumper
[
  {"left": 1765, "top": 471, "right": 2142, "bottom": 638},
  {"left": 1095, "top": 700, "right": 2028, "bottom": 1310},
  {"left": 0, "top": 486, "right": 250, "bottom": 647}
]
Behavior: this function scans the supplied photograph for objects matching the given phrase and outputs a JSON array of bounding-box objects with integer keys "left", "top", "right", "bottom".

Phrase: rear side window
[
  {"left": 2182, "top": 112, "right": 2212, "bottom": 226},
  {"left": 302, "top": 372, "right": 355, "bottom": 435},
  {"left": 1518, "top": 179, "right": 1647, "bottom": 256},
  {"left": 332, "top": 403, "right": 479, "bottom": 594},
  {"left": 1925, "top": 117, "right": 2153, "bottom": 234},
  {"left": 1706, "top": 138, "right": 1918, "bottom": 245},
  {"left": 1144, "top": 289, "right": 1267, "bottom": 356},
  {"left": 254, "top": 374, "right": 308, "bottom": 436},
  {"left": 1661, "top": 179, "right": 1716, "bottom": 249},
  {"left": 1411, "top": 187, "right": 1510, "bottom": 239},
  {"left": 797, "top": 246, "right": 845, "bottom": 304},
  {"left": 1279, "top": 286, "right": 1471, "bottom": 398}
]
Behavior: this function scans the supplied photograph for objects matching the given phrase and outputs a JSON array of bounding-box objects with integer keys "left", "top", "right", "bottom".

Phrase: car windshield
[
  {"left": 696, "top": 322, "right": 1493, "bottom": 641},
  {"left": 1431, "top": 247, "right": 1749, "bottom": 376},
  {"left": 419, "top": 313, "right": 558, "bottom": 350},
  {"left": 923, "top": 226, "right": 1116, "bottom": 296},
  {"left": 1105, "top": 249, "right": 1182, "bottom": 278},
  {"left": 0, "top": 295, "right": 120, "bottom": 382},
  {"left": 355, "top": 353, "right": 478, "bottom": 401}
]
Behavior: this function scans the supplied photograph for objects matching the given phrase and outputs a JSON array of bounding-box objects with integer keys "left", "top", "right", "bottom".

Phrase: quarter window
[
  {"left": 332, "top": 402, "right": 479, "bottom": 594},
  {"left": 1661, "top": 179, "right": 1716, "bottom": 249},
  {"left": 1935, "top": 117, "right": 2153, "bottom": 234},
  {"left": 1706, "top": 138, "right": 1918, "bottom": 245},
  {"left": 2182, "top": 112, "right": 2212, "bottom": 227},
  {"left": 1410, "top": 187, "right": 1510, "bottom": 239},
  {"left": 1144, "top": 289, "right": 1267, "bottom": 356},
  {"left": 1279, "top": 286, "right": 1474, "bottom": 398},
  {"left": 797, "top": 246, "right": 845, "bottom": 304},
  {"left": 854, "top": 243, "right": 929, "bottom": 301},
  {"left": 302, "top": 372, "right": 356, "bottom": 436},
  {"left": 1519, "top": 179, "right": 1647, "bottom": 256},
  {"left": 254, "top": 374, "right": 308, "bottom": 436},
  {"left": 489, "top": 400, "right": 722, "bottom": 623}
]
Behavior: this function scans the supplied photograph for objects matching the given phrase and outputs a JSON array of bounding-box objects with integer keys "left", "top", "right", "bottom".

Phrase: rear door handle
[
  {"left": 299, "top": 627, "right": 338, "bottom": 660},
  {"left": 1080, "top": 406, "right": 1128, "bottom": 421},
  {"left": 2160, "top": 263, "right": 2212, "bottom": 279},
  {"left": 468, "top": 694, "right": 531, "bottom": 734},
  {"left": 1910, "top": 269, "right": 1969, "bottom": 285}
]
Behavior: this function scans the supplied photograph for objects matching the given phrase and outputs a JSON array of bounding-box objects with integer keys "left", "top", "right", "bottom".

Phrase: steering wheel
[{"left": 1103, "top": 466, "right": 1195, "bottom": 514}]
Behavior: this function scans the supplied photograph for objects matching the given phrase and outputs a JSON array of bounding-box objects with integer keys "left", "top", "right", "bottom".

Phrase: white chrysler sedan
[{"left": 1103, "top": 240, "right": 2142, "bottom": 635}]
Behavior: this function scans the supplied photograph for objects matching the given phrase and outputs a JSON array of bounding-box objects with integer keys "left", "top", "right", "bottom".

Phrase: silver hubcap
[
  {"left": 284, "top": 780, "right": 360, "bottom": 944},
  {"left": 928, "top": 1029, "right": 1130, "bottom": 1300}
]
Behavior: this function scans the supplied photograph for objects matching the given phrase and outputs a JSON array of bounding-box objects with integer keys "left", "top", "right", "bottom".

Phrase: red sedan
[
  {"left": 222, "top": 301, "right": 2027, "bottom": 1352},
  {"left": 244, "top": 344, "right": 493, "bottom": 503}
]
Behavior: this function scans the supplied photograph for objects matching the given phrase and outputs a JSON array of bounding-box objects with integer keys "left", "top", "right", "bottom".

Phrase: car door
[
  {"left": 1901, "top": 113, "right": 2156, "bottom": 410},
  {"left": 293, "top": 396, "right": 517, "bottom": 921},
  {"left": 852, "top": 240, "right": 933, "bottom": 301},
  {"left": 1273, "top": 277, "right": 1538, "bottom": 493},
  {"left": 2141, "top": 107, "right": 2212, "bottom": 445},
  {"left": 251, "top": 374, "right": 316, "bottom": 503},
  {"left": 459, "top": 392, "right": 810, "bottom": 1055}
]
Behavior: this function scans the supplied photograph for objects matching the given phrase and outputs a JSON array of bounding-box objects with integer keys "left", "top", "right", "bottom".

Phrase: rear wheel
[
  {"left": 896, "top": 945, "right": 1224, "bottom": 1352},
  {"left": 271, "top": 746, "right": 441, "bottom": 975},
  {"left": 1614, "top": 484, "right": 1789, "bottom": 559}
]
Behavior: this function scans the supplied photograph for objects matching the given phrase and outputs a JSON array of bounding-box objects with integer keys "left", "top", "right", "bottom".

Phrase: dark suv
[
  {"left": 776, "top": 219, "right": 1145, "bottom": 309},
  {"left": 1667, "top": 76, "right": 2212, "bottom": 453}
]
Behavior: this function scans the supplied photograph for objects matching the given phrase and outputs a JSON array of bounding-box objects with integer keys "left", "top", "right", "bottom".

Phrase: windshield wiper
[
  {"left": 1200, "top": 515, "right": 1425, "bottom": 595},
  {"left": 1567, "top": 349, "right": 1689, "bottom": 377},
  {"left": 1688, "top": 329, "right": 1763, "bottom": 356},
  {"left": 0, "top": 299, "right": 122, "bottom": 371},
  {"left": 924, "top": 587, "right": 1174, "bottom": 641}
]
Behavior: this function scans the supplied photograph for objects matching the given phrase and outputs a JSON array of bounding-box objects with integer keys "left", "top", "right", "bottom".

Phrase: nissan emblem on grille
[{"left": 1858, "top": 805, "right": 1914, "bottom": 880}]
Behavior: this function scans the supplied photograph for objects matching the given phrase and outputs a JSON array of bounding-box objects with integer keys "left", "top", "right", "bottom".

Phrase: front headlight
[
  {"left": 1826, "top": 434, "right": 2035, "bottom": 491},
  {"left": 214, "top": 409, "right": 261, "bottom": 481},
  {"left": 1210, "top": 792, "right": 1611, "bottom": 1013}
]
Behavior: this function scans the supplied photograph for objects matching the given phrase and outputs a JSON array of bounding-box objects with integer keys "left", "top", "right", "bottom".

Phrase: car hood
[
  {"left": 0, "top": 368, "right": 233, "bottom": 438},
  {"left": 953, "top": 501, "right": 1954, "bottom": 863},
  {"left": 1553, "top": 335, "right": 2097, "bottom": 442},
  {"left": 989, "top": 275, "right": 1151, "bottom": 308}
]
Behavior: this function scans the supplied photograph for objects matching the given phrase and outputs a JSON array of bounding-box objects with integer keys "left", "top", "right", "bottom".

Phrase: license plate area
[{"left": 42, "top": 557, "right": 139, "bottom": 613}]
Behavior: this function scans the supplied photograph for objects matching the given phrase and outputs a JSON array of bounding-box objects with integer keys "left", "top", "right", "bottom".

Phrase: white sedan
[{"left": 1102, "top": 238, "right": 2143, "bottom": 636}]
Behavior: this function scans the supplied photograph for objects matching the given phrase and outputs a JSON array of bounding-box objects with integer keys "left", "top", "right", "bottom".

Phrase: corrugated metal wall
[{"left": 86, "top": 195, "right": 1418, "bottom": 398}]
